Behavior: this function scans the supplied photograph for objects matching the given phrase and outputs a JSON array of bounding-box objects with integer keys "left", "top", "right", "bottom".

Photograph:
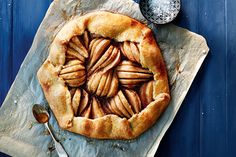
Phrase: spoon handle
[{"left": 45, "top": 123, "right": 68, "bottom": 157}]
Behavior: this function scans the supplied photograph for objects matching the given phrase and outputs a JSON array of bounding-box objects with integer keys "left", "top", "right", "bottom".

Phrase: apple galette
[{"left": 37, "top": 11, "right": 170, "bottom": 139}]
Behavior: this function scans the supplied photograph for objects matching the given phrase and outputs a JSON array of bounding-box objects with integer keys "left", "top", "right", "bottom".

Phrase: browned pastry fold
[
  {"left": 37, "top": 11, "right": 170, "bottom": 139},
  {"left": 37, "top": 60, "right": 74, "bottom": 129}
]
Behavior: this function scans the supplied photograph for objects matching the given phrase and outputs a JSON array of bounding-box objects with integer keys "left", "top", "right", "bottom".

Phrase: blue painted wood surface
[{"left": 0, "top": 0, "right": 236, "bottom": 157}]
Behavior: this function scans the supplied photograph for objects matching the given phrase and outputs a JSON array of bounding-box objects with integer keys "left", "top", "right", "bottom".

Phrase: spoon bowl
[
  {"left": 32, "top": 104, "right": 49, "bottom": 123},
  {"left": 32, "top": 104, "right": 68, "bottom": 157}
]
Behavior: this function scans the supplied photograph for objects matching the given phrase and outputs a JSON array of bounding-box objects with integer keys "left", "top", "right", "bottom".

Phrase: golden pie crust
[{"left": 37, "top": 11, "right": 170, "bottom": 139}]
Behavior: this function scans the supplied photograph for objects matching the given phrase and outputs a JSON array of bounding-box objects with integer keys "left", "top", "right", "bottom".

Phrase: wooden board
[{"left": 0, "top": 0, "right": 235, "bottom": 156}]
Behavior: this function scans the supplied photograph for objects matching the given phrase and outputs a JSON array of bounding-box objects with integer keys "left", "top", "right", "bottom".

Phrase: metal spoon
[
  {"left": 139, "top": 0, "right": 181, "bottom": 24},
  {"left": 32, "top": 104, "right": 68, "bottom": 157}
]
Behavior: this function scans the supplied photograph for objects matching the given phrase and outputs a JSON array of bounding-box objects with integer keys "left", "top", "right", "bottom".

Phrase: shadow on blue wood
[{"left": 1, "top": 0, "right": 236, "bottom": 157}]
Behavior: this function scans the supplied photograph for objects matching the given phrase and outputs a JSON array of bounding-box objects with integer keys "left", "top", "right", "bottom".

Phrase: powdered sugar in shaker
[{"left": 139, "top": 0, "right": 180, "bottom": 24}]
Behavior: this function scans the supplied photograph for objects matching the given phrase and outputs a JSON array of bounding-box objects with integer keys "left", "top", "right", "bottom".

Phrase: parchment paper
[{"left": 0, "top": 0, "right": 209, "bottom": 156}]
